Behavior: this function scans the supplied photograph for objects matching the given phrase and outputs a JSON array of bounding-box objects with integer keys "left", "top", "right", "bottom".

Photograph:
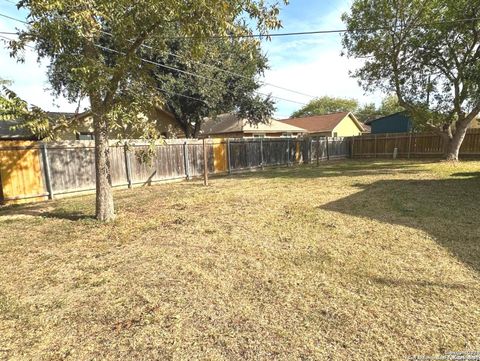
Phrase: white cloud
[
  {"left": 259, "top": 0, "right": 385, "bottom": 118},
  {"left": 261, "top": 44, "right": 384, "bottom": 118}
]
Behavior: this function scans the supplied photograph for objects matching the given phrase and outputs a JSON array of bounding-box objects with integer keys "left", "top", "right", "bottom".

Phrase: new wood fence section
[
  {"left": 351, "top": 129, "right": 480, "bottom": 159},
  {"left": 0, "top": 137, "right": 349, "bottom": 204}
]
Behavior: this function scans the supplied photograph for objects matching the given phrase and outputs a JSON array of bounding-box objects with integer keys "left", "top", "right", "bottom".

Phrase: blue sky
[{"left": 0, "top": 0, "right": 384, "bottom": 118}]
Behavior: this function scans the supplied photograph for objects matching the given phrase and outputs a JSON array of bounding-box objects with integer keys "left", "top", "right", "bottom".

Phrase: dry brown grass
[{"left": 1, "top": 160, "right": 479, "bottom": 360}]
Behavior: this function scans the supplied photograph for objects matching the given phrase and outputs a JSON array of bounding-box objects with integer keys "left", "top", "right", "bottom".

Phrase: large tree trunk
[
  {"left": 192, "top": 119, "right": 202, "bottom": 138},
  {"left": 92, "top": 103, "right": 115, "bottom": 221},
  {"left": 444, "top": 122, "right": 469, "bottom": 161}
]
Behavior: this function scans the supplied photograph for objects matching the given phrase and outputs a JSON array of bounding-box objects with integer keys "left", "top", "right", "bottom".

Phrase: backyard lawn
[{"left": 0, "top": 160, "right": 479, "bottom": 360}]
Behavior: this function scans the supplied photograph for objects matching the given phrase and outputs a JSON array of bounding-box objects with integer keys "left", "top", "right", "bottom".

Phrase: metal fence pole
[
  {"left": 124, "top": 144, "right": 132, "bottom": 188},
  {"left": 183, "top": 141, "right": 190, "bottom": 180},
  {"left": 316, "top": 136, "right": 320, "bottom": 165},
  {"left": 40, "top": 143, "right": 54, "bottom": 199},
  {"left": 260, "top": 138, "right": 264, "bottom": 170},
  {"left": 287, "top": 138, "right": 290, "bottom": 166},
  {"left": 326, "top": 137, "right": 330, "bottom": 161}
]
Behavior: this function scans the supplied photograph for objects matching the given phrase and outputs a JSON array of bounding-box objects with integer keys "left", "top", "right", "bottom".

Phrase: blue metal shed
[{"left": 366, "top": 112, "right": 412, "bottom": 134}]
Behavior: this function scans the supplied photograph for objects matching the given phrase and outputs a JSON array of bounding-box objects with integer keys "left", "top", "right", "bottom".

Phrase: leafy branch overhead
[
  {"left": 10, "top": 0, "right": 288, "bottom": 220},
  {"left": 342, "top": 0, "right": 480, "bottom": 160},
  {"left": 143, "top": 36, "right": 275, "bottom": 138}
]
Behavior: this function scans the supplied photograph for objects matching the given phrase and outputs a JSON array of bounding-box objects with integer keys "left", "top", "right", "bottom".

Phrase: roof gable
[{"left": 332, "top": 113, "right": 365, "bottom": 133}]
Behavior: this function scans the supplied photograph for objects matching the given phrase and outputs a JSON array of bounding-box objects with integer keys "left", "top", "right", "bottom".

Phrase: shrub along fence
[
  {"left": 351, "top": 129, "right": 480, "bottom": 159},
  {"left": 0, "top": 137, "right": 349, "bottom": 204}
]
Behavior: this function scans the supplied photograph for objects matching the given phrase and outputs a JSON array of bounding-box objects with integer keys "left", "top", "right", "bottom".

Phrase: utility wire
[
  {"left": 0, "top": 12, "right": 312, "bottom": 103},
  {"left": 2, "top": 10, "right": 480, "bottom": 38},
  {"left": 0, "top": 12, "right": 25, "bottom": 23},
  {"left": 117, "top": 35, "right": 317, "bottom": 98},
  {"left": 1, "top": 27, "right": 297, "bottom": 106},
  {"left": 95, "top": 44, "right": 308, "bottom": 106},
  {"left": 3, "top": 9, "right": 478, "bottom": 106},
  {"left": 166, "top": 16, "right": 480, "bottom": 39}
]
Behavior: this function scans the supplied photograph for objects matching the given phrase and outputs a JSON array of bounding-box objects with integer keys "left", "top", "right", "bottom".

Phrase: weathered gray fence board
[
  {"left": 47, "top": 145, "right": 96, "bottom": 192},
  {"left": 2, "top": 137, "right": 351, "bottom": 202},
  {"left": 230, "top": 140, "right": 262, "bottom": 169}
]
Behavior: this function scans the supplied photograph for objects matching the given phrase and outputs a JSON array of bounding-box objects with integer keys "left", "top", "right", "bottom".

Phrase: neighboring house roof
[
  {"left": 0, "top": 120, "right": 36, "bottom": 140},
  {"left": 361, "top": 123, "right": 371, "bottom": 133},
  {"left": 279, "top": 112, "right": 363, "bottom": 133},
  {"left": 364, "top": 111, "right": 406, "bottom": 125},
  {"left": 202, "top": 113, "right": 307, "bottom": 135},
  {"left": 47, "top": 111, "right": 78, "bottom": 119}
]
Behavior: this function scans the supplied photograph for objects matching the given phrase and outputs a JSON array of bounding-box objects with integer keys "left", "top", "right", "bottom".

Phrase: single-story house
[
  {"left": 0, "top": 119, "right": 38, "bottom": 141},
  {"left": 201, "top": 113, "right": 306, "bottom": 138},
  {"left": 365, "top": 111, "right": 413, "bottom": 134},
  {"left": 0, "top": 107, "right": 184, "bottom": 141},
  {"left": 279, "top": 112, "right": 365, "bottom": 137}
]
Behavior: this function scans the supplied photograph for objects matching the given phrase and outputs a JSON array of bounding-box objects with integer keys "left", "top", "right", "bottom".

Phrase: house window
[
  {"left": 77, "top": 132, "right": 94, "bottom": 140},
  {"left": 281, "top": 132, "right": 292, "bottom": 138},
  {"left": 253, "top": 134, "right": 266, "bottom": 138},
  {"left": 333, "top": 132, "right": 338, "bottom": 138}
]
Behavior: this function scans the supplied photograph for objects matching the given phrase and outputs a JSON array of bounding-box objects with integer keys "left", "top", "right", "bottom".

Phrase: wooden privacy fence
[
  {"left": 351, "top": 129, "right": 480, "bottom": 159},
  {"left": 0, "top": 137, "right": 349, "bottom": 204}
]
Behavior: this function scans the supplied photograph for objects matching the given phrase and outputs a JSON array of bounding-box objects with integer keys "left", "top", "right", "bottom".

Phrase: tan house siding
[
  {"left": 57, "top": 107, "right": 184, "bottom": 140},
  {"left": 332, "top": 114, "right": 364, "bottom": 137}
]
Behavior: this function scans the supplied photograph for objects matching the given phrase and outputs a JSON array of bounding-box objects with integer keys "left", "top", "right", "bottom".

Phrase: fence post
[
  {"left": 374, "top": 135, "right": 377, "bottom": 158},
  {"left": 203, "top": 138, "right": 208, "bottom": 186},
  {"left": 183, "top": 141, "right": 190, "bottom": 180},
  {"left": 384, "top": 133, "right": 389, "bottom": 156},
  {"left": 227, "top": 138, "right": 232, "bottom": 174},
  {"left": 40, "top": 143, "right": 54, "bottom": 199},
  {"left": 123, "top": 144, "right": 132, "bottom": 188},
  {"left": 360, "top": 135, "right": 363, "bottom": 156},
  {"left": 260, "top": 138, "right": 264, "bottom": 170},
  {"left": 316, "top": 136, "right": 320, "bottom": 165},
  {"left": 308, "top": 137, "right": 313, "bottom": 164},
  {"left": 326, "top": 137, "right": 330, "bottom": 161},
  {"left": 351, "top": 136, "right": 355, "bottom": 159},
  {"left": 287, "top": 138, "right": 290, "bottom": 166},
  {"left": 407, "top": 132, "right": 412, "bottom": 159}
]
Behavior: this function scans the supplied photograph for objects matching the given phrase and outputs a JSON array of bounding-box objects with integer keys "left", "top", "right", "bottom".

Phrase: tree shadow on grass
[
  {"left": 321, "top": 171, "right": 480, "bottom": 275},
  {"left": 0, "top": 202, "right": 95, "bottom": 221}
]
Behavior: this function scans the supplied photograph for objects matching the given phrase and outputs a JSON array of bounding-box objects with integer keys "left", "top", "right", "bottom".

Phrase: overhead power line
[
  {"left": 168, "top": 17, "right": 480, "bottom": 39},
  {"left": 95, "top": 44, "right": 308, "bottom": 106},
  {"left": 0, "top": 11, "right": 315, "bottom": 101},
  {"left": 2, "top": 10, "right": 480, "bottom": 38},
  {"left": 0, "top": 12, "right": 26, "bottom": 23},
  {"left": 4, "top": 9, "right": 479, "bottom": 106},
  {"left": 2, "top": 27, "right": 301, "bottom": 106}
]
